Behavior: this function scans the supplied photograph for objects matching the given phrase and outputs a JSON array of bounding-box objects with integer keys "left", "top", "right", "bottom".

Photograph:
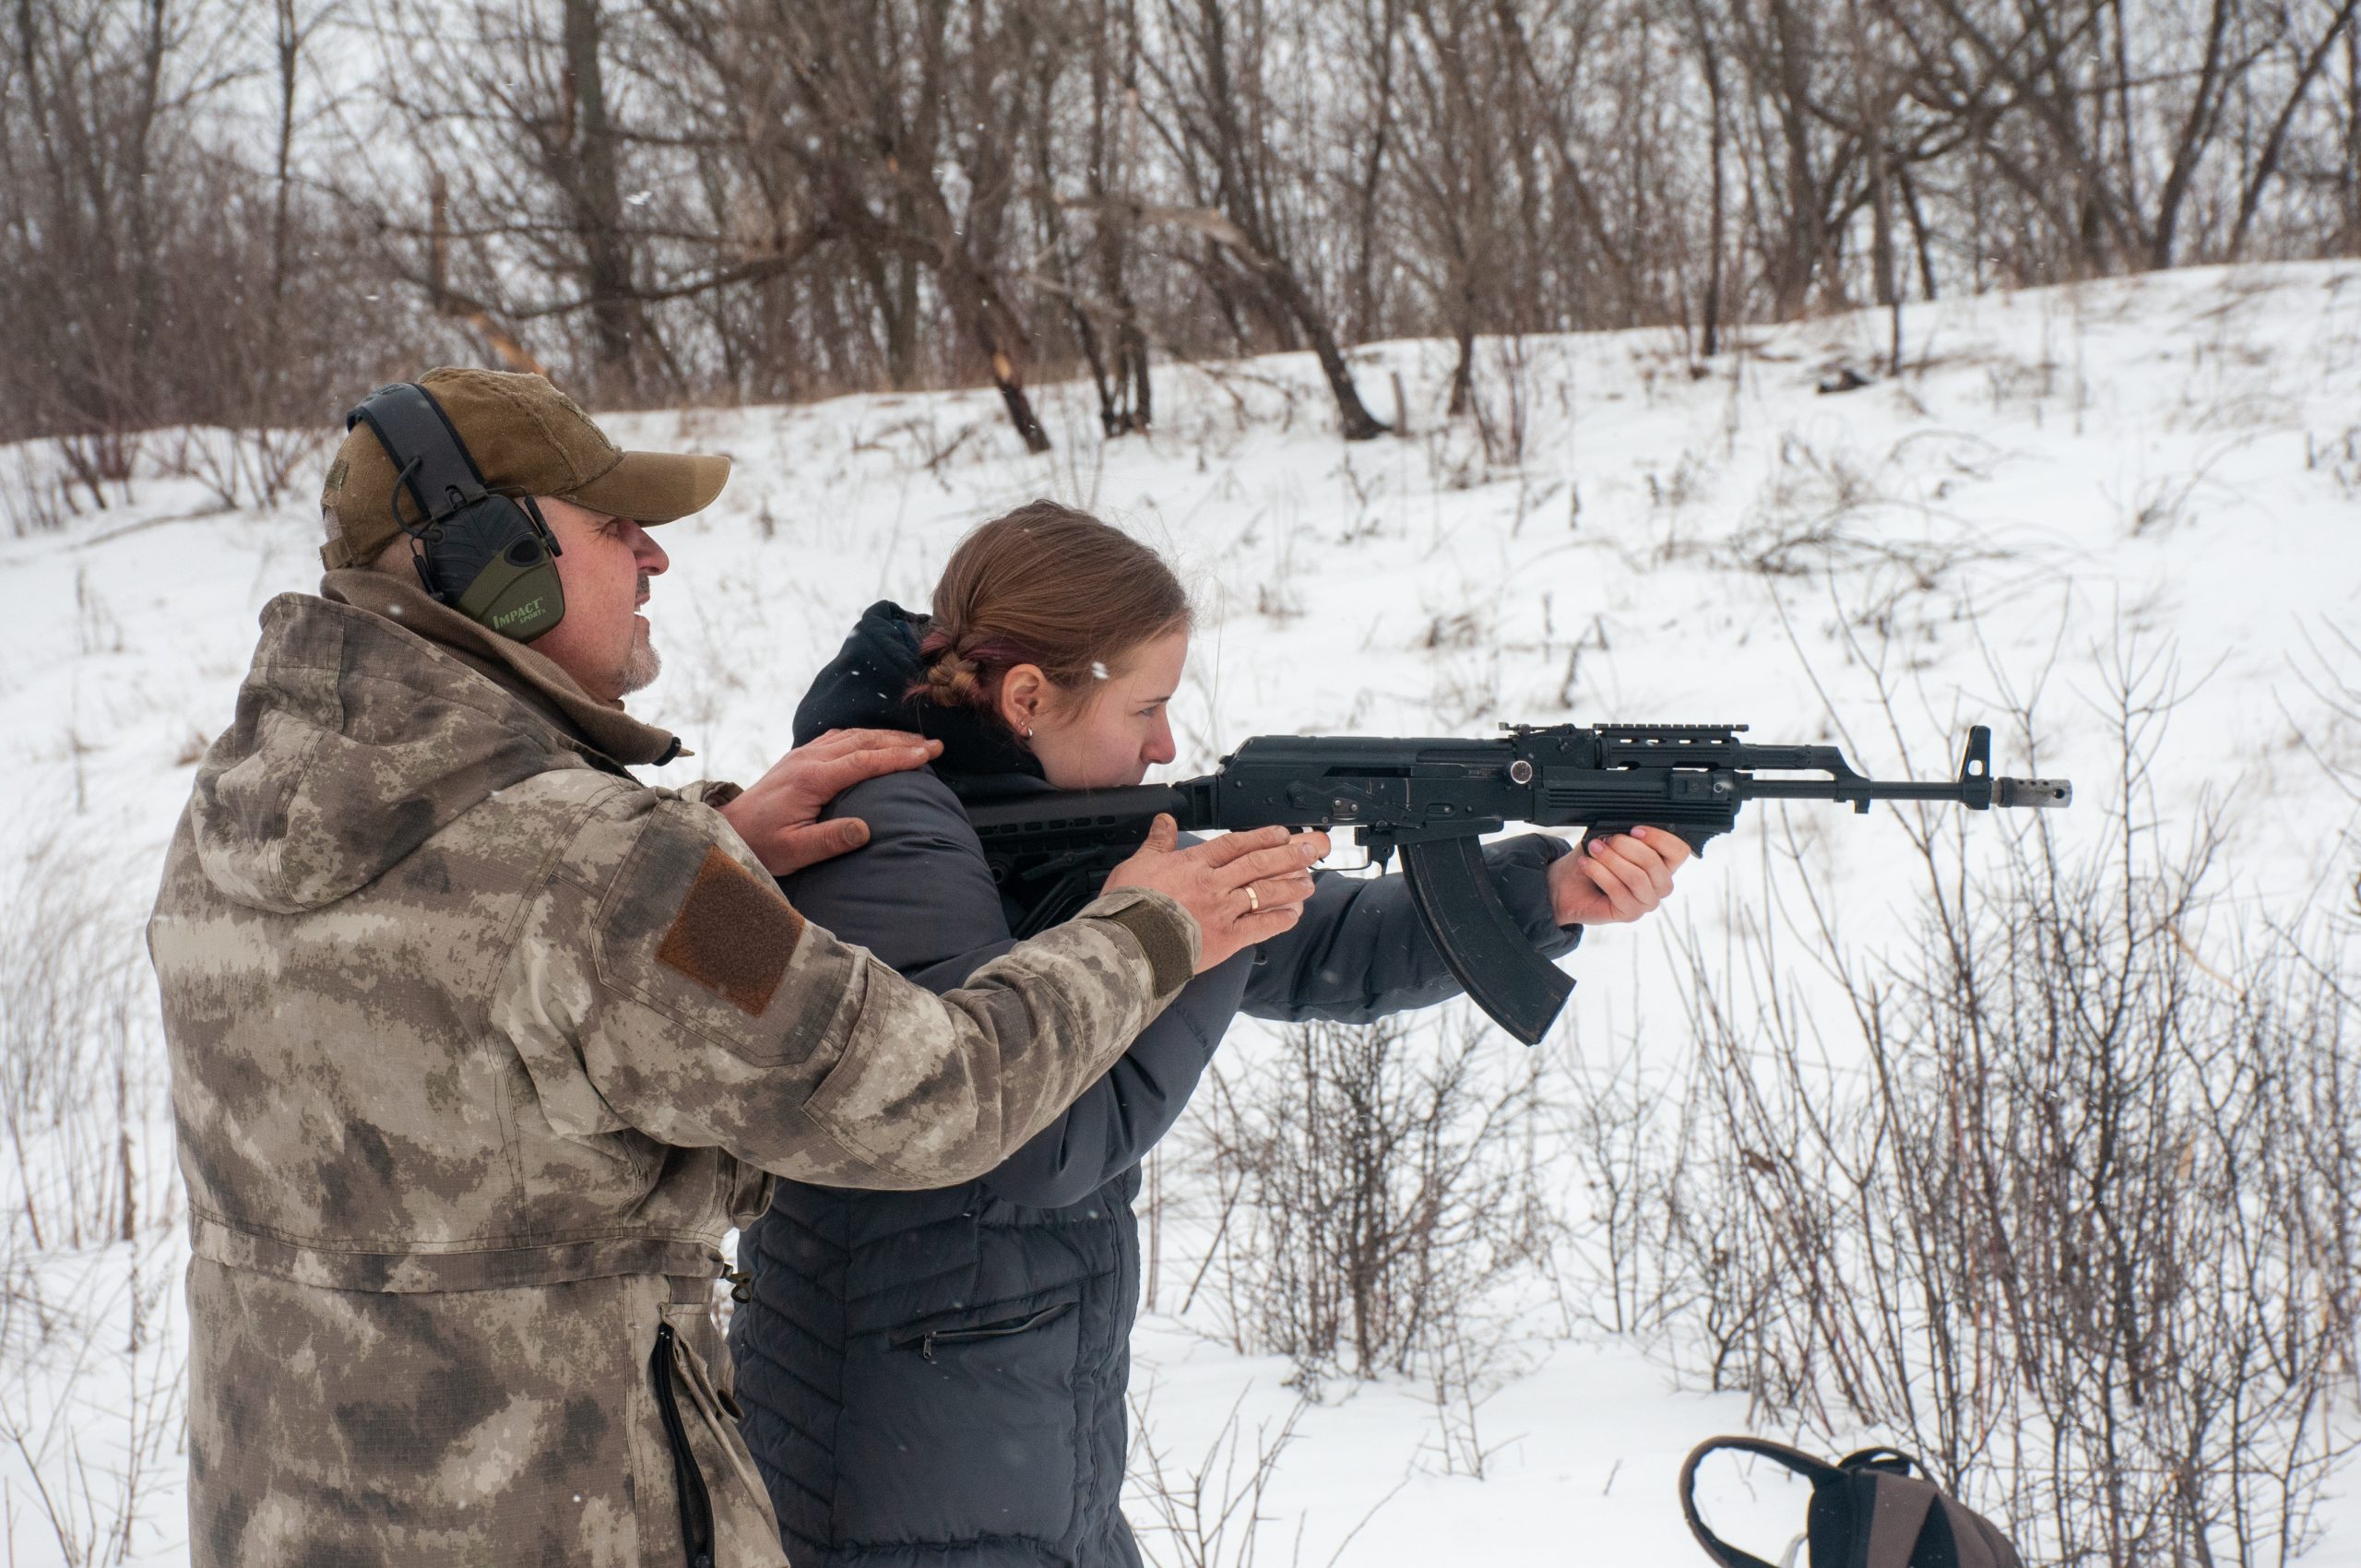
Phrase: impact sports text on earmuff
[{"left": 345, "top": 383, "right": 567, "bottom": 642}]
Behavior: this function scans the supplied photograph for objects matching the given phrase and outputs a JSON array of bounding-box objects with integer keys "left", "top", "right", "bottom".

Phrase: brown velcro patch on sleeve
[
  {"left": 656, "top": 846, "right": 806, "bottom": 1016},
  {"left": 1099, "top": 898, "right": 1194, "bottom": 998}
]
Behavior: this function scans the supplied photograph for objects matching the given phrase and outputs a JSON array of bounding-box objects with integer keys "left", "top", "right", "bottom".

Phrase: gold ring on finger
[{"left": 1244, "top": 885, "right": 1260, "bottom": 914}]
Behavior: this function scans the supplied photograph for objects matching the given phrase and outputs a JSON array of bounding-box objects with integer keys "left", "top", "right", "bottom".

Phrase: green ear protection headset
[{"left": 345, "top": 382, "right": 567, "bottom": 642}]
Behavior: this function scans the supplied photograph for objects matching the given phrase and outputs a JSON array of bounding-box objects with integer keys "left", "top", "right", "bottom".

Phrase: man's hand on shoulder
[{"left": 717, "top": 729, "right": 943, "bottom": 875}]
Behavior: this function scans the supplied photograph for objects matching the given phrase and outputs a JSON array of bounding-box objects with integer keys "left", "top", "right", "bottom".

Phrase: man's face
[{"left": 528, "top": 496, "right": 669, "bottom": 704}]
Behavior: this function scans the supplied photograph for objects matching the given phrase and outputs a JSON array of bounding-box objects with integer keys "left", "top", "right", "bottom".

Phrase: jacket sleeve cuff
[
  {"left": 1074, "top": 889, "right": 1199, "bottom": 997},
  {"left": 1491, "top": 836, "right": 1584, "bottom": 957},
  {"left": 681, "top": 780, "right": 743, "bottom": 810}
]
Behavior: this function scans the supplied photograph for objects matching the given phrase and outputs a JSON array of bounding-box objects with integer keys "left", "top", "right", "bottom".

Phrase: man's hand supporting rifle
[{"left": 963, "top": 721, "right": 2073, "bottom": 1044}]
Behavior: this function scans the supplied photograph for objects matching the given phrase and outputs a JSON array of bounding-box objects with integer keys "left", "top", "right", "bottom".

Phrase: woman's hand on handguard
[
  {"left": 1549, "top": 825, "right": 1691, "bottom": 926},
  {"left": 1104, "top": 816, "right": 1329, "bottom": 971}
]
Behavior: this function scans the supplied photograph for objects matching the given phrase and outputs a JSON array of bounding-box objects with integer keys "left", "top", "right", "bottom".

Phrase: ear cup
[{"left": 422, "top": 496, "right": 567, "bottom": 642}]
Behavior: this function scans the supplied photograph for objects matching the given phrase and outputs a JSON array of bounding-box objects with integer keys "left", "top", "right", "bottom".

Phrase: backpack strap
[
  {"left": 1678, "top": 1437, "right": 1848, "bottom": 1568},
  {"left": 1859, "top": 1473, "right": 1940, "bottom": 1568}
]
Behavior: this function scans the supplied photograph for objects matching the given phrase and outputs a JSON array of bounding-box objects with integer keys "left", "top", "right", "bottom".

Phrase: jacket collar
[
  {"left": 792, "top": 600, "right": 1043, "bottom": 789},
  {"left": 322, "top": 568, "right": 683, "bottom": 769}
]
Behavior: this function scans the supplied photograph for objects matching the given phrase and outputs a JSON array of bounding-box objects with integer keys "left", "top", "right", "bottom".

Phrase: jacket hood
[
  {"left": 186, "top": 586, "right": 648, "bottom": 914},
  {"left": 792, "top": 600, "right": 1042, "bottom": 788}
]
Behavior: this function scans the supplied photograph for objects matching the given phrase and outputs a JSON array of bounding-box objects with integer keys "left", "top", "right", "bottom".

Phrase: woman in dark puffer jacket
[{"left": 730, "top": 503, "right": 1689, "bottom": 1568}]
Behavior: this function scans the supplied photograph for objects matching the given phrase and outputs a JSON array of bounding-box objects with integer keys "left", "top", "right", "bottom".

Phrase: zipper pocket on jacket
[
  {"left": 894, "top": 1300, "right": 1075, "bottom": 1363},
  {"left": 649, "top": 1322, "right": 716, "bottom": 1568}
]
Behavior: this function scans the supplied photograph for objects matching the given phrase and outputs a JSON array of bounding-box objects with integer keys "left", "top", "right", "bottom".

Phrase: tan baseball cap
[{"left": 319, "top": 367, "right": 730, "bottom": 568}]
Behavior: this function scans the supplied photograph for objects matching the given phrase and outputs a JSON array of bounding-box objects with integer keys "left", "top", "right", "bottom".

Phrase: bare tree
[
  {"left": 1393, "top": 0, "right": 1513, "bottom": 415},
  {"left": 369, "top": 0, "right": 675, "bottom": 399},
  {"left": 1015, "top": 0, "right": 1160, "bottom": 436},
  {"left": 795, "top": 2, "right": 1062, "bottom": 448},
  {"left": 0, "top": 0, "right": 203, "bottom": 464},
  {"left": 10, "top": 0, "right": 2361, "bottom": 446},
  {"left": 1139, "top": 0, "right": 1392, "bottom": 439}
]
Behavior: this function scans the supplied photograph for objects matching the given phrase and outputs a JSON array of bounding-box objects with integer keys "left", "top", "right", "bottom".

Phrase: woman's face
[{"left": 1004, "top": 629, "right": 1188, "bottom": 790}]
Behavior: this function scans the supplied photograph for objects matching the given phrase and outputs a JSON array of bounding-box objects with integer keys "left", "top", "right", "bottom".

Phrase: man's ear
[{"left": 999, "top": 664, "right": 1046, "bottom": 731}]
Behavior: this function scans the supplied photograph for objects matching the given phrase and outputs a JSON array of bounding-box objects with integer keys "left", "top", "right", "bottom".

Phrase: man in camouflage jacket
[{"left": 147, "top": 369, "right": 1320, "bottom": 1567}]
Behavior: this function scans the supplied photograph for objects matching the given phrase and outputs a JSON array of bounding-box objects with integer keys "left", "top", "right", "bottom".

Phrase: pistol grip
[{"left": 1400, "top": 836, "right": 1574, "bottom": 1046}]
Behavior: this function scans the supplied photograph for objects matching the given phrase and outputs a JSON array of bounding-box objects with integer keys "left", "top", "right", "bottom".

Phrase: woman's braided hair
[{"left": 913, "top": 501, "right": 1190, "bottom": 724}]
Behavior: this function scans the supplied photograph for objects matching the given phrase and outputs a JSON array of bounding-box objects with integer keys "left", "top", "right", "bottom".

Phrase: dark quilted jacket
[{"left": 730, "top": 605, "right": 1578, "bottom": 1568}]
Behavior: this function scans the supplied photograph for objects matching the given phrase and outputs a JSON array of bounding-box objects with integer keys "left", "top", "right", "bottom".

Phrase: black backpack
[{"left": 1679, "top": 1437, "right": 2027, "bottom": 1568}]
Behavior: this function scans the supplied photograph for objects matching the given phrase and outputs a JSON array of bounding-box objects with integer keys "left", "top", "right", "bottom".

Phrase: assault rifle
[{"left": 964, "top": 723, "right": 2070, "bottom": 1045}]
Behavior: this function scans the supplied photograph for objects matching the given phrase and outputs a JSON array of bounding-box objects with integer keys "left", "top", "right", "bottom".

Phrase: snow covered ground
[{"left": 2, "top": 261, "right": 2357, "bottom": 1563}]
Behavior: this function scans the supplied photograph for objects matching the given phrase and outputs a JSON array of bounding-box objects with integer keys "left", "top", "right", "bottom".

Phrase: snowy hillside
[{"left": 3, "top": 263, "right": 2357, "bottom": 1564}]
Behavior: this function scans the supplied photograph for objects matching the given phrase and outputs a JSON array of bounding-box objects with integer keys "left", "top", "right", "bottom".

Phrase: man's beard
[
  {"left": 618, "top": 571, "right": 660, "bottom": 695},
  {"left": 619, "top": 622, "right": 661, "bottom": 695}
]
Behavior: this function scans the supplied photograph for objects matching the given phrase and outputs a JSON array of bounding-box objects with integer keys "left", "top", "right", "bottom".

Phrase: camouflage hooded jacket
[{"left": 147, "top": 573, "right": 1196, "bottom": 1568}]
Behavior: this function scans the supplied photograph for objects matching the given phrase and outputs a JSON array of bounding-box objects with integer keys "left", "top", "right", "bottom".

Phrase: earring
[{"left": 1022, "top": 723, "right": 1035, "bottom": 739}]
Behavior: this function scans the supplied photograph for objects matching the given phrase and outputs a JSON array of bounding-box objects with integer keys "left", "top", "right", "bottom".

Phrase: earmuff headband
[
  {"left": 342, "top": 382, "right": 568, "bottom": 644},
  {"left": 347, "top": 384, "right": 494, "bottom": 534}
]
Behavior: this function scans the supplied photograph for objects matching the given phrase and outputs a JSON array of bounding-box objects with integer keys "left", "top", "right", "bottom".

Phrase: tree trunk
[
  {"left": 991, "top": 351, "right": 1051, "bottom": 453},
  {"left": 1125, "top": 324, "right": 1152, "bottom": 432},
  {"left": 1765, "top": 0, "right": 1826, "bottom": 315},
  {"left": 1690, "top": 0, "right": 1727, "bottom": 358},
  {"left": 1448, "top": 319, "right": 1474, "bottom": 418},
  {"left": 2146, "top": 0, "right": 2236, "bottom": 268},
  {"left": 948, "top": 266, "right": 1050, "bottom": 454},
  {"left": 263, "top": 0, "right": 299, "bottom": 421},
  {"left": 559, "top": 0, "right": 639, "bottom": 399},
  {"left": 1262, "top": 264, "right": 1388, "bottom": 440}
]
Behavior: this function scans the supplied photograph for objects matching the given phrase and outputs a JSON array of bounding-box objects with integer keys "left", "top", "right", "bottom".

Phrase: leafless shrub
[
  {"left": 1413, "top": 1324, "right": 1526, "bottom": 1481},
  {"left": 0, "top": 1233, "right": 184, "bottom": 1568},
  {"left": 2, "top": 445, "right": 76, "bottom": 537},
  {"left": 1465, "top": 335, "right": 1535, "bottom": 470},
  {"left": 1558, "top": 1038, "right": 1808, "bottom": 1400},
  {"left": 157, "top": 425, "right": 333, "bottom": 512},
  {"left": 1126, "top": 1382, "right": 1404, "bottom": 1568},
  {"left": 1645, "top": 450, "right": 1714, "bottom": 516},
  {"left": 2287, "top": 621, "right": 2361, "bottom": 814},
  {"left": 53, "top": 437, "right": 138, "bottom": 515},
  {"left": 1126, "top": 1387, "right": 1309, "bottom": 1568},
  {"left": 1182, "top": 1013, "right": 1561, "bottom": 1390},
  {"left": 2282, "top": 622, "right": 2361, "bottom": 944},
  {"left": 0, "top": 821, "right": 183, "bottom": 1566},
  {"left": 1560, "top": 1045, "right": 1696, "bottom": 1342},
  {"left": 1658, "top": 679, "right": 2361, "bottom": 1566},
  {"left": 0, "top": 827, "right": 171, "bottom": 1258},
  {"left": 2304, "top": 426, "right": 2361, "bottom": 499}
]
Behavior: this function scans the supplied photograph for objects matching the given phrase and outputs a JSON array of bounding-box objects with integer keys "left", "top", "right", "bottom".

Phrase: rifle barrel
[{"left": 1738, "top": 776, "right": 2070, "bottom": 807}]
